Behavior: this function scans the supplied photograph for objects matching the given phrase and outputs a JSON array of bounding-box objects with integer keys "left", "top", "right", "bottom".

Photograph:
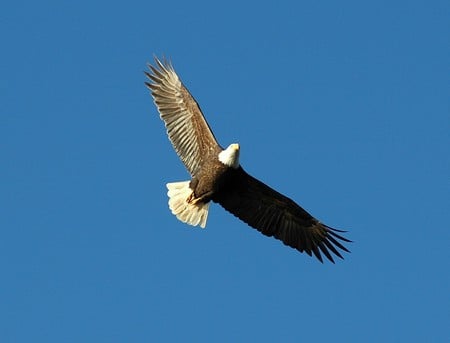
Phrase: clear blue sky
[{"left": 1, "top": 1, "right": 449, "bottom": 342}]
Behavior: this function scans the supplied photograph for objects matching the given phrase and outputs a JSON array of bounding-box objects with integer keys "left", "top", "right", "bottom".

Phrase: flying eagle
[{"left": 145, "top": 57, "right": 351, "bottom": 263}]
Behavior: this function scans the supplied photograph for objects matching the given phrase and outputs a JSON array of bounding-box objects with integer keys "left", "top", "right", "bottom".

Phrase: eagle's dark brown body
[{"left": 189, "top": 153, "right": 231, "bottom": 204}]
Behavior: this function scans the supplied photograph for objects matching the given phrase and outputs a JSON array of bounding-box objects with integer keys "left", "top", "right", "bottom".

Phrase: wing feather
[
  {"left": 145, "top": 57, "right": 220, "bottom": 175},
  {"left": 214, "top": 167, "right": 351, "bottom": 263}
]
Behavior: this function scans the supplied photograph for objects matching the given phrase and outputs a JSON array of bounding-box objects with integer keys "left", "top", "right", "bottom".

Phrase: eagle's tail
[{"left": 166, "top": 181, "right": 209, "bottom": 228}]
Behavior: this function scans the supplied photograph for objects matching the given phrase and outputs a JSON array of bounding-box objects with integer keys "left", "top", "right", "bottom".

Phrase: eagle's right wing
[{"left": 214, "top": 167, "right": 351, "bottom": 263}]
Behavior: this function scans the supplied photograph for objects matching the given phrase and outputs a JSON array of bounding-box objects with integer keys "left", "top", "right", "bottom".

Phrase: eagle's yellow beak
[{"left": 230, "top": 143, "right": 240, "bottom": 151}]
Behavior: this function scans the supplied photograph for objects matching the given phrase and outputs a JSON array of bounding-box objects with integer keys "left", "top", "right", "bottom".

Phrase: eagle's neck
[{"left": 218, "top": 143, "right": 240, "bottom": 169}]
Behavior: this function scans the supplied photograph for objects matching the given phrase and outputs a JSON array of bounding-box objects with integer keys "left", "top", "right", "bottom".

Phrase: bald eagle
[{"left": 145, "top": 57, "right": 351, "bottom": 263}]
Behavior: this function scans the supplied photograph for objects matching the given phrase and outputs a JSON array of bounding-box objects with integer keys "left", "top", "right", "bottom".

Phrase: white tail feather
[{"left": 166, "top": 181, "right": 210, "bottom": 228}]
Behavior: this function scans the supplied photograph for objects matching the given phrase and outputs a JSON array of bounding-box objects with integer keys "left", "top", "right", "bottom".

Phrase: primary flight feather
[{"left": 145, "top": 57, "right": 351, "bottom": 263}]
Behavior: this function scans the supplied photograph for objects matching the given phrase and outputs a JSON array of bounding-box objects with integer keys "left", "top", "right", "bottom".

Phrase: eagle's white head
[{"left": 218, "top": 143, "right": 240, "bottom": 169}]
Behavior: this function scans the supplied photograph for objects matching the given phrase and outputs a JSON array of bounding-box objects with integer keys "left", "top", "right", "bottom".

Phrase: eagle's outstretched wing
[
  {"left": 145, "top": 58, "right": 220, "bottom": 175},
  {"left": 213, "top": 167, "right": 351, "bottom": 263}
]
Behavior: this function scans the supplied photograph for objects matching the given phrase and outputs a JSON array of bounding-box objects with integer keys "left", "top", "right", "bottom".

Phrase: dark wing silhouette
[
  {"left": 213, "top": 167, "right": 351, "bottom": 263},
  {"left": 145, "top": 57, "right": 220, "bottom": 175}
]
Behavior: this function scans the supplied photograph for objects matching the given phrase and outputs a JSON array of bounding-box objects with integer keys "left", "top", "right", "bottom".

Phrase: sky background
[{"left": 1, "top": 1, "right": 449, "bottom": 342}]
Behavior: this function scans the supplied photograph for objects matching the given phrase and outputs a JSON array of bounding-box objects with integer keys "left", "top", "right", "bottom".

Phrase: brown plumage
[{"left": 145, "top": 57, "right": 351, "bottom": 263}]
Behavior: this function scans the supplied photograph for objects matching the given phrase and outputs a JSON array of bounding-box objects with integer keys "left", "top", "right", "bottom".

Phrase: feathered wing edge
[
  {"left": 213, "top": 167, "right": 351, "bottom": 263},
  {"left": 144, "top": 57, "right": 220, "bottom": 175}
]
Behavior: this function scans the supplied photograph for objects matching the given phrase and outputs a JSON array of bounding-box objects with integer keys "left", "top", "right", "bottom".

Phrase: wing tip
[
  {"left": 152, "top": 54, "right": 173, "bottom": 73},
  {"left": 302, "top": 223, "right": 351, "bottom": 263},
  {"left": 322, "top": 224, "right": 352, "bottom": 262},
  {"left": 144, "top": 54, "right": 176, "bottom": 86}
]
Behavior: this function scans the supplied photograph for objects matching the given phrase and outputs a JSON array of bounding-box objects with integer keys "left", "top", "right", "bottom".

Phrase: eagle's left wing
[{"left": 145, "top": 58, "right": 221, "bottom": 175}]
